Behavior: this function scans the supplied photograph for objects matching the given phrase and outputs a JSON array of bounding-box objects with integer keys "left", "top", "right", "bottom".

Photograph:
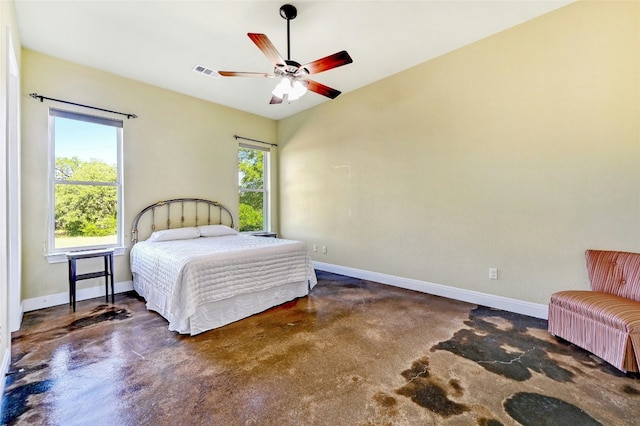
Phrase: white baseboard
[
  {"left": 313, "top": 261, "right": 548, "bottom": 320},
  {"left": 1, "top": 347, "right": 10, "bottom": 400},
  {"left": 19, "top": 265, "right": 548, "bottom": 319},
  {"left": 21, "top": 280, "right": 134, "bottom": 313}
]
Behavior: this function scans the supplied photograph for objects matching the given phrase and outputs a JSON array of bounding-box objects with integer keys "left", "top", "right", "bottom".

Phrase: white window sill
[{"left": 46, "top": 246, "right": 126, "bottom": 264}]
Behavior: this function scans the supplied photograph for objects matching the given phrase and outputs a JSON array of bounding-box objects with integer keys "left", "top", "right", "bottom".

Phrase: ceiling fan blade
[
  {"left": 218, "top": 71, "right": 272, "bottom": 78},
  {"left": 248, "top": 33, "right": 286, "bottom": 68},
  {"left": 301, "top": 51, "right": 353, "bottom": 75},
  {"left": 306, "top": 80, "right": 342, "bottom": 99},
  {"left": 269, "top": 95, "right": 284, "bottom": 104}
]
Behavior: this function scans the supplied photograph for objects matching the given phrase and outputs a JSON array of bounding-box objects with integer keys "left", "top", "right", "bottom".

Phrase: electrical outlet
[
  {"left": 312, "top": 244, "right": 317, "bottom": 252},
  {"left": 489, "top": 268, "right": 498, "bottom": 280},
  {"left": 322, "top": 245, "right": 327, "bottom": 254}
]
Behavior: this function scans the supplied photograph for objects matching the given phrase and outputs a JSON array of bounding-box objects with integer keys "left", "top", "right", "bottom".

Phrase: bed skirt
[{"left": 134, "top": 277, "right": 309, "bottom": 335}]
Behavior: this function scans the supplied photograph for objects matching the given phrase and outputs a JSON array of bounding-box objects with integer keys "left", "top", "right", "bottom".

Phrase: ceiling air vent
[{"left": 193, "top": 64, "right": 220, "bottom": 79}]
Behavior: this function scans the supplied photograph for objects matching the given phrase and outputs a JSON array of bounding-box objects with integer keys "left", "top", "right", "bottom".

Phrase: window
[
  {"left": 238, "top": 144, "right": 269, "bottom": 232},
  {"left": 48, "top": 109, "right": 123, "bottom": 255}
]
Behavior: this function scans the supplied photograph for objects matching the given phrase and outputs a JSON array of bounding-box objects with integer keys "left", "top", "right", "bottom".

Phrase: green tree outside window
[
  {"left": 238, "top": 147, "right": 267, "bottom": 231},
  {"left": 54, "top": 157, "right": 118, "bottom": 239}
]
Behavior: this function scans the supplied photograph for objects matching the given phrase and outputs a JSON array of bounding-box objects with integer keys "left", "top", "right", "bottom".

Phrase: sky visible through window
[{"left": 55, "top": 117, "right": 117, "bottom": 166}]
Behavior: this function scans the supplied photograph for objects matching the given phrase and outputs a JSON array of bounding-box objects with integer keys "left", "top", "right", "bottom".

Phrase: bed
[{"left": 130, "top": 198, "right": 317, "bottom": 335}]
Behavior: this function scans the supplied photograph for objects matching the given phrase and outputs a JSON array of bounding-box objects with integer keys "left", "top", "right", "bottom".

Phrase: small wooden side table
[{"left": 66, "top": 248, "right": 115, "bottom": 312}]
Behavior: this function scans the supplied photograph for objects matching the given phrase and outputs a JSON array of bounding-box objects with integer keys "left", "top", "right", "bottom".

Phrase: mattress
[{"left": 130, "top": 234, "right": 317, "bottom": 334}]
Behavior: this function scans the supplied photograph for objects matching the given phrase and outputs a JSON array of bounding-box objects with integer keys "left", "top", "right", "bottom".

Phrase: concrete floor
[{"left": 2, "top": 271, "right": 639, "bottom": 425}]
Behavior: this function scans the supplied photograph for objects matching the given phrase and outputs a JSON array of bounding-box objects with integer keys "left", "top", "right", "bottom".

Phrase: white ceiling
[{"left": 15, "top": 0, "right": 574, "bottom": 121}]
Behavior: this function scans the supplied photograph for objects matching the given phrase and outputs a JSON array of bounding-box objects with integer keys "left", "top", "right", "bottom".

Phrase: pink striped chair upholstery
[{"left": 548, "top": 250, "right": 640, "bottom": 373}]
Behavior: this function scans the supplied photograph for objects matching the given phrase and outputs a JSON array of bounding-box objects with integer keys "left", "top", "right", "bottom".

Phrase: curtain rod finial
[{"left": 29, "top": 93, "right": 43, "bottom": 102}]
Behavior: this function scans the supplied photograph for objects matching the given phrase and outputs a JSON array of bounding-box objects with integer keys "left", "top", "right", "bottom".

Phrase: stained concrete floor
[{"left": 2, "top": 271, "right": 640, "bottom": 425}]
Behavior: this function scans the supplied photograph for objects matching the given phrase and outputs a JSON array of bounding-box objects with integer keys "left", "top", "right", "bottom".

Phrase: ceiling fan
[{"left": 218, "top": 4, "right": 353, "bottom": 104}]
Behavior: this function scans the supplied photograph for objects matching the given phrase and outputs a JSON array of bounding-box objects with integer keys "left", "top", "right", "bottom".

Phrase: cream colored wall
[
  {"left": 21, "top": 49, "right": 277, "bottom": 300},
  {"left": 278, "top": 1, "right": 640, "bottom": 305}
]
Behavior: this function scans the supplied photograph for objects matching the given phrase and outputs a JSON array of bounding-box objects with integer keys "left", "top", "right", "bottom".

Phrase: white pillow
[
  {"left": 147, "top": 227, "right": 200, "bottom": 242},
  {"left": 198, "top": 225, "right": 238, "bottom": 237}
]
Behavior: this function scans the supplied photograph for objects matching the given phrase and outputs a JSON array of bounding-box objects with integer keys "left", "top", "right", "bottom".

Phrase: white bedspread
[{"left": 130, "top": 235, "right": 317, "bottom": 334}]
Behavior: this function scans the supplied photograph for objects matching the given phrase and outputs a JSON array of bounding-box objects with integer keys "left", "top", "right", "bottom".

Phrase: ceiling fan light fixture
[
  {"left": 289, "top": 80, "right": 307, "bottom": 100},
  {"left": 272, "top": 77, "right": 307, "bottom": 101},
  {"left": 272, "top": 77, "right": 292, "bottom": 99}
]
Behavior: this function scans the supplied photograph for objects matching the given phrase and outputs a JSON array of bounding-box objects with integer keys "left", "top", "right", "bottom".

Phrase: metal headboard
[{"left": 131, "top": 198, "right": 236, "bottom": 244}]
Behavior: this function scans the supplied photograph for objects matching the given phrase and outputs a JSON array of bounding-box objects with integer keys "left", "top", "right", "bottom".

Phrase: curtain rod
[
  {"left": 234, "top": 134, "right": 277, "bottom": 147},
  {"left": 29, "top": 93, "right": 138, "bottom": 119}
]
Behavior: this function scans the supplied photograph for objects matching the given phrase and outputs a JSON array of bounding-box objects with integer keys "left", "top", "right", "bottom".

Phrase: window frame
[
  {"left": 46, "top": 108, "right": 124, "bottom": 262},
  {"left": 238, "top": 143, "right": 270, "bottom": 232}
]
